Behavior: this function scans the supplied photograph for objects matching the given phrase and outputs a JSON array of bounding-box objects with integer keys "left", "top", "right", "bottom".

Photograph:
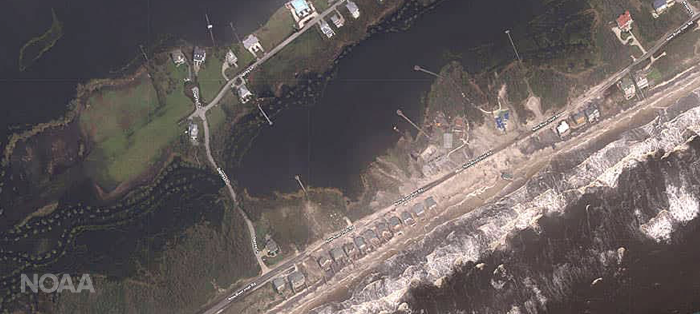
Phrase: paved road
[
  {"left": 188, "top": 0, "right": 352, "bottom": 281},
  {"left": 196, "top": 9, "right": 700, "bottom": 314}
]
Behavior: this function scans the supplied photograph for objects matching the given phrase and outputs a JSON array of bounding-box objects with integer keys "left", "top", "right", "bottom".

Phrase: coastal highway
[
  {"left": 201, "top": 253, "right": 310, "bottom": 314},
  {"left": 196, "top": 10, "right": 700, "bottom": 314}
]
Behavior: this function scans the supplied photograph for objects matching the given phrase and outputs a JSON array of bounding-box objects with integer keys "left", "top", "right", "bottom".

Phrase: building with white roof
[
  {"left": 556, "top": 120, "right": 570, "bottom": 137},
  {"left": 318, "top": 19, "right": 335, "bottom": 38},
  {"left": 286, "top": 0, "right": 318, "bottom": 29},
  {"left": 243, "top": 34, "right": 264, "bottom": 58},
  {"left": 346, "top": 1, "right": 360, "bottom": 19},
  {"left": 330, "top": 11, "right": 345, "bottom": 28}
]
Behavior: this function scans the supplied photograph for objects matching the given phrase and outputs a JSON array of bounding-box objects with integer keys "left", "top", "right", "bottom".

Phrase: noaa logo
[{"left": 20, "top": 274, "right": 95, "bottom": 293}]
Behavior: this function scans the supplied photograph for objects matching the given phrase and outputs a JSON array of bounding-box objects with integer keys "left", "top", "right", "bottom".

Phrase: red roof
[{"left": 616, "top": 11, "right": 632, "bottom": 28}]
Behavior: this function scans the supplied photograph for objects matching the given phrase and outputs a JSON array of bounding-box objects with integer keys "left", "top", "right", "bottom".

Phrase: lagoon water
[{"left": 233, "top": 0, "right": 542, "bottom": 197}]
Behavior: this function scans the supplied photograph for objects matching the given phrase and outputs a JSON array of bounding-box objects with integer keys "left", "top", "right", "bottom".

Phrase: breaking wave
[{"left": 310, "top": 91, "right": 700, "bottom": 314}]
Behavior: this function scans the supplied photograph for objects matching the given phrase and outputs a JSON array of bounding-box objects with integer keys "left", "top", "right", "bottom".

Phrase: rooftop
[
  {"left": 243, "top": 34, "right": 261, "bottom": 49},
  {"left": 290, "top": 0, "right": 311, "bottom": 14},
  {"left": 288, "top": 271, "right": 305, "bottom": 285},
  {"left": 653, "top": 0, "right": 667, "bottom": 9},
  {"left": 412, "top": 203, "right": 426, "bottom": 216},
  {"left": 616, "top": 11, "right": 632, "bottom": 28},
  {"left": 346, "top": 0, "right": 359, "bottom": 13},
  {"left": 330, "top": 247, "right": 346, "bottom": 261},
  {"left": 425, "top": 196, "right": 437, "bottom": 209}
]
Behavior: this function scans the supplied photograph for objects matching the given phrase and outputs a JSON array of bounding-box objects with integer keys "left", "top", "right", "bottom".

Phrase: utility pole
[
  {"left": 205, "top": 14, "right": 215, "bottom": 46},
  {"left": 396, "top": 109, "right": 429, "bottom": 139},
  {"left": 258, "top": 103, "right": 273, "bottom": 125},
  {"left": 294, "top": 175, "right": 308, "bottom": 197},
  {"left": 505, "top": 30, "right": 522, "bottom": 63},
  {"left": 230, "top": 22, "right": 242, "bottom": 43}
]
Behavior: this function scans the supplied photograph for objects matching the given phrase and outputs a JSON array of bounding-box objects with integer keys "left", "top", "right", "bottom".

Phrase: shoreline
[{"left": 278, "top": 54, "right": 700, "bottom": 314}]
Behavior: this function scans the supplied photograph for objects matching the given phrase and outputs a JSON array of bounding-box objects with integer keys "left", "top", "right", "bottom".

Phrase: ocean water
[{"left": 308, "top": 91, "right": 700, "bottom": 313}]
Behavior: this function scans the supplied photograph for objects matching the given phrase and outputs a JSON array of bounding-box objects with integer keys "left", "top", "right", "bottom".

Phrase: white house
[
  {"left": 330, "top": 11, "right": 345, "bottom": 28},
  {"left": 346, "top": 1, "right": 360, "bottom": 19},
  {"left": 226, "top": 49, "right": 238, "bottom": 67},
  {"left": 243, "top": 34, "right": 264, "bottom": 58},
  {"left": 286, "top": 0, "right": 318, "bottom": 29},
  {"left": 193, "top": 46, "right": 206, "bottom": 66},
  {"left": 236, "top": 84, "right": 254, "bottom": 104},
  {"left": 318, "top": 19, "right": 335, "bottom": 38},
  {"left": 556, "top": 120, "right": 570, "bottom": 137},
  {"left": 170, "top": 49, "right": 186, "bottom": 66}
]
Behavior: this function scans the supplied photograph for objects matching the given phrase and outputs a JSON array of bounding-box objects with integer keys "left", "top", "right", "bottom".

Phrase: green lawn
[
  {"left": 254, "top": 6, "right": 295, "bottom": 50},
  {"left": 251, "top": 30, "right": 327, "bottom": 88},
  {"left": 196, "top": 50, "right": 227, "bottom": 102},
  {"left": 80, "top": 62, "right": 193, "bottom": 188}
]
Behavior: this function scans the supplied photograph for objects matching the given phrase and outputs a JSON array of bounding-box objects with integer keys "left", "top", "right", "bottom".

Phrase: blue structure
[
  {"left": 653, "top": 0, "right": 667, "bottom": 12},
  {"left": 495, "top": 109, "right": 510, "bottom": 131}
]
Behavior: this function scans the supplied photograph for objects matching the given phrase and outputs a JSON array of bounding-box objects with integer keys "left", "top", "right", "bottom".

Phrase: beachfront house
[
  {"left": 318, "top": 19, "right": 335, "bottom": 38},
  {"left": 288, "top": 271, "right": 306, "bottom": 293},
  {"left": 226, "top": 49, "right": 238, "bottom": 67},
  {"left": 584, "top": 104, "right": 601, "bottom": 123},
  {"left": 412, "top": 202, "right": 426, "bottom": 217},
  {"left": 636, "top": 70, "right": 649, "bottom": 89},
  {"left": 243, "top": 34, "right": 264, "bottom": 58},
  {"left": 556, "top": 120, "right": 570, "bottom": 137},
  {"left": 286, "top": 0, "right": 318, "bottom": 29},
  {"left": 619, "top": 77, "right": 636, "bottom": 100},
  {"left": 616, "top": 11, "right": 633, "bottom": 32},
  {"left": 346, "top": 0, "right": 361, "bottom": 19},
  {"left": 330, "top": 247, "right": 348, "bottom": 263},
  {"left": 317, "top": 254, "right": 333, "bottom": 270},
  {"left": 401, "top": 211, "right": 416, "bottom": 226},
  {"left": 236, "top": 83, "right": 254, "bottom": 104},
  {"left": 330, "top": 11, "right": 345, "bottom": 28},
  {"left": 343, "top": 242, "right": 358, "bottom": 259},
  {"left": 188, "top": 122, "right": 198, "bottom": 141},
  {"left": 388, "top": 216, "right": 403, "bottom": 232},
  {"left": 425, "top": 196, "right": 438, "bottom": 210},
  {"left": 170, "top": 49, "right": 186, "bottom": 66},
  {"left": 272, "top": 277, "right": 286, "bottom": 294},
  {"left": 193, "top": 46, "right": 206, "bottom": 66},
  {"left": 353, "top": 236, "right": 368, "bottom": 252},
  {"left": 653, "top": 0, "right": 675, "bottom": 14},
  {"left": 571, "top": 112, "right": 587, "bottom": 126},
  {"left": 265, "top": 238, "right": 280, "bottom": 257}
]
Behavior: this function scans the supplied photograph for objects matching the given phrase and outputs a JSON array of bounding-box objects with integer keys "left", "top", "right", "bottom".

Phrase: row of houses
[
  {"left": 314, "top": 196, "right": 439, "bottom": 273},
  {"left": 317, "top": 1, "right": 361, "bottom": 39},
  {"left": 270, "top": 197, "right": 439, "bottom": 296},
  {"left": 271, "top": 270, "right": 306, "bottom": 294},
  {"left": 555, "top": 104, "right": 601, "bottom": 137}
]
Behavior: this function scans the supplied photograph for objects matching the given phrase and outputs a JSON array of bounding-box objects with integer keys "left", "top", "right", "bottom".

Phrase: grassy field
[
  {"left": 251, "top": 30, "right": 327, "bottom": 90},
  {"left": 254, "top": 6, "right": 295, "bottom": 50},
  {"left": 196, "top": 49, "right": 227, "bottom": 102},
  {"left": 242, "top": 189, "right": 348, "bottom": 252},
  {"left": 81, "top": 61, "right": 193, "bottom": 188}
]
